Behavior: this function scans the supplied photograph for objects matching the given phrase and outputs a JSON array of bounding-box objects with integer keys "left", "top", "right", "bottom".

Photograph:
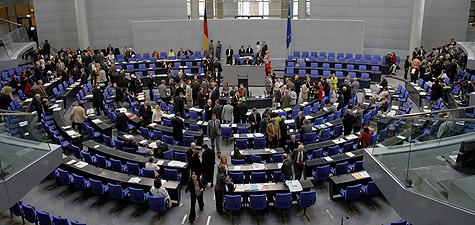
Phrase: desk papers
[
  {"left": 233, "top": 134, "right": 240, "bottom": 138},
  {"left": 254, "top": 133, "right": 264, "bottom": 137},
  {"left": 323, "top": 157, "right": 333, "bottom": 162},
  {"left": 168, "top": 160, "right": 187, "bottom": 168},
  {"left": 75, "top": 162, "right": 88, "bottom": 168},
  {"left": 244, "top": 184, "right": 263, "bottom": 191},
  {"left": 345, "top": 152, "right": 355, "bottom": 157},
  {"left": 156, "top": 160, "right": 165, "bottom": 166},
  {"left": 148, "top": 142, "right": 158, "bottom": 148},
  {"left": 285, "top": 180, "right": 303, "bottom": 192},
  {"left": 67, "top": 159, "right": 77, "bottom": 165},
  {"left": 252, "top": 164, "right": 265, "bottom": 170},
  {"left": 278, "top": 163, "right": 283, "bottom": 169},
  {"left": 128, "top": 177, "right": 142, "bottom": 183},
  {"left": 234, "top": 166, "right": 241, "bottom": 170}
]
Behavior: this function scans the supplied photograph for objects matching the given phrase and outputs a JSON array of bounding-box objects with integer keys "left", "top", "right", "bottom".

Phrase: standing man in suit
[
  {"left": 92, "top": 85, "right": 104, "bottom": 115},
  {"left": 216, "top": 41, "right": 222, "bottom": 61},
  {"left": 231, "top": 90, "right": 239, "bottom": 107},
  {"left": 212, "top": 68, "right": 221, "bottom": 88},
  {"left": 115, "top": 109, "right": 128, "bottom": 132},
  {"left": 281, "top": 153, "right": 292, "bottom": 181},
  {"left": 204, "top": 99, "right": 213, "bottom": 121},
  {"left": 207, "top": 114, "right": 222, "bottom": 158},
  {"left": 281, "top": 90, "right": 291, "bottom": 108},
  {"left": 171, "top": 112, "right": 184, "bottom": 144},
  {"left": 191, "top": 76, "right": 200, "bottom": 106},
  {"left": 261, "top": 41, "right": 268, "bottom": 54},
  {"left": 139, "top": 100, "right": 152, "bottom": 127},
  {"left": 158, "top": 80, "right": 170, "bottom": 103},
  {"left": 107, "top": 44, "right": 114, "bottom": 54},
  {"left": 185, "top": 79, "right": 193, "bottom": 106},
  {"left": 147, "top": 72, "right": 156, "bottom": 101},
  {"left": 294, "top": 111, "right": 304, "bottom": 133},
  {"left": 197, "top": 87, "right": 206, "bottom": 109},
  {"left": 221, "top": 100, "right": 233, "bottom": 124},
  {"left": 234, "top": 98, "right": 248, "bottom": 124},
  {"left": 208, "top": 40, "right": 214, "bottom": 59},
  {"left": 209, "top": 84, "right": 219, "bottom": 104},
  {"left": 238, "top": 46, "right": 245, "bottom": 57},
  {"left": 246, "top": 45, "right": 254, "bottom": 54},
  {"left": 291, "top": 144, "right": 307, "bottom": 180},
  {"left": 248, "top": 108, "right": 261, "bottom": 133},
  {"left": 69, "top": 102, "right": 87, "bottom": 134},
  {"left": 174, "top": 92, "right": 185, "bottom": 116},
  {"left": 225, "top": 46, "right": 233, "bottom": 65},
  {"left": 266, "top": 119, "right": 281, "bottom": 148},
  {"left": 211, "top": 99, "right": 224, "bottom": 120},
  {"left": 88, "top": 59, "right": 97, "bottom": 85}
]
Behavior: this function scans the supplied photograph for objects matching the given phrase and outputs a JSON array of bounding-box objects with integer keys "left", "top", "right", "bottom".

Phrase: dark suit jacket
[
  {"left": 281, "top": 158, "right": 292, "bottom": 178},
  {"left": 154, "top": 142, "right": 168, "bottom": 158},
  {"left": 116, "top": 113, "right": 128, "bottom": 132},
  {"left": 231, "top": 94, "right": 239, "bottom": 106},
  {"left": 294, "top": 116, "right": 304, "bottom": 130},
  {"left": 212, "top": 104, "right": 224, "bottom": 120},
  {"left": 197, "top": 91, "right": 206, "bottom": 108},
  {"left": 204, "top": 104, "right": 213, "bottom": 121},
  {"left": 92, "top": 88, "right": 103, "bottom": 106},
  {"left": 174, "top": 96, "right": 185, "bottom": 115},
  {"left": 225, "top": 49, "right": 233, "bottom": 57},
  {"left": 139, "top": 104, "right": 152, "bottom": 120},
  {"left": 291, "top": 150, "right": 308, "bottom": 166},
  {"left": 215, "top": 172, "right": 231, "bottom": 192},
  {"left": 171, "top": 117, "right": 184, "bottom": 141},
  {"left": 235, "top": 103, "right": 248, "bottom": 119},
  {"left": 248, "top": 113, "right": 262, "bottom": 127}
]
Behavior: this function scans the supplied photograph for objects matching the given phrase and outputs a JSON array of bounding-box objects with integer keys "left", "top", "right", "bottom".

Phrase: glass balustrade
[{"left": 369, "top": 106, "right": 475, "bottom": 213}]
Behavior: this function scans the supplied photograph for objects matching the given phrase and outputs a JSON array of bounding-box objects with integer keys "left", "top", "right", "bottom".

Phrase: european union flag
[{"left": 286, "top": 4, "right": 292, "bottom": 49}]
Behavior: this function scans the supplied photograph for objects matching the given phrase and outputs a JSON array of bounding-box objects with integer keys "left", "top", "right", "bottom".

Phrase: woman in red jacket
[
  {"left": 265, "top": 59, "right": 271, "bottom": 74},
  {"left": 358, "top": 127, "right": 372, "bottom": 148}
]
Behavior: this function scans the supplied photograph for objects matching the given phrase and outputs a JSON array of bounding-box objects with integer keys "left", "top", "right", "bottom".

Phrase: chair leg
[{"left": 302, "top": 206, "right": 310, "bottom": 222}]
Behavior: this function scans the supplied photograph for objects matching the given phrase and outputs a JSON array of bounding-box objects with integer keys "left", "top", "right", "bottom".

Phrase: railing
[
  {"left": 369, "top": 106, "right": 475, "bottom": 213},
  {"left": 0, "top": 111, "right": 52, "bottom": 181},
  {"left": 1, "top": 26, "right": 32, "bottom": 59}
]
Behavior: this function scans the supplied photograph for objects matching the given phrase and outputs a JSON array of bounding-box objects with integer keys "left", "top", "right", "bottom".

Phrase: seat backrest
[
  {"left": 345, "top": 184, "right": 362, "bottom": 200},
  {"left": 316, "top": 165, "right": 330, "bottom": 180},
  {"left": 231, "top": 159, "right": 245, "bottom": 165},
  {"left": 272, "top": 154, "right": 283, "bottom": 163},
  {"left": 175, "top": 152, "right": 188, "bottom": 162},
  {"left": 163, "top": 149, "right": 174, "bottom": 160},
  {"left": 148, "top": 196, "right": 166, "bottom": 212},
  {"left": 224, "top": 195, "right": 242, "bottom": 210},
  {"left": 250, "top": 154, "right": 262, "bottom": 163},
  {"left": 22, "top": 204, "right": 37, "bottom": 223},
  {"left": 72, "top": 174, "right": 88, "bottom": 189},
  {"left": 229, "top": 172, "right": 244, "bottom": 184},
  {"left": 129, "top": 188, "right": 146, "bottom": 203},
  {"left": 108, "top": 184, "right": 126, "bottom": 199},
  {"left": 36, "top": 210, "right": 52, "bottom": 225},
  {"left": 299, "top": 191, "right": 316, "bottom": 206},
  {"left": 335, "top": 161, "right": 349, "bottom": 175},
  {"left": 235, "top": 139, "right": 247, "bottom": 150},
  {"left": 250, "top": 194, "right": 267, "bottom": 210},
  {"left": 365, "top": 181, "right": 380, "bottom": 195},
  {"left": 126, "top": 162, "right": 140, "bottom": 175},
  {"left": 90, "top": 179, "right": 105, "bottom": 195},
  {"left": 312, "top": 148, "right": 323, "bottom": 159},
  {"left": 250, "top": 172, "right": 266, "bottom": 183},
  {"left": 164, "top": 168, "right": 179, "bottom": 181},
  {"left": 52, "top": 215, "right": 69, "bottom": 225}
]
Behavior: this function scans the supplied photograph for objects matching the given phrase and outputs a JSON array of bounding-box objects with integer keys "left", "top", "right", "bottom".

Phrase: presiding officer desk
[{"left": 61, "top": 155, "right": 181, "bottom": 202}]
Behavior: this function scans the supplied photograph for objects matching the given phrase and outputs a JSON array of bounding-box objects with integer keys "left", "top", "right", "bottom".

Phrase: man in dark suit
[
  {"left": 246, "top": 45, "right": 253, "bottom": 54},
  {"left": 139, "top": 100, "right": 152, "bottom": 127},
  {"left": 212, "top": 68, "right": 221, "bottom": 88},
  {"left": 281, "top": 153, "right": 292, "bottom": 181},
  {"left": 293, "top": 75, "right": 301, "bottom": 100},
  {"left": 197, "top": 87, "right": 206, "bottom": 109},
  {"left": 187, "top": 142, "right": 198, "bottom": 161},
  {"left": 211, "top": 99, "right": 223, "bottom": 120},
  {"left": 174, "top": 92, "right": 185, "bottom": 116},
  {"left": 115, "top": 109, "right": 128, "bottom": 132},
  {"left": 248, "top": 108, "right": 261, "bottom": 133},
  {"left": 259, "top": 113, "right": 269, "bottom": 134},
  {"left": 262, "top": 41, "right": 268, "bottom": 54},
  {"left": 122, "top": 136, "right": 139, "bottom": 151},
  {"left": 207, "top": 114, "right": 222, "bottom": 158},
  {"left": 225, "top": 46, "right": 233, "bottom": 65},
  {"left": 209, "top": 85, "right": 219, "bottom": 104},
  {"left": 294, "top": 111, "right": 304, "bottom": 133},
  {"left": 191, "top": 76, "right": 200, "bottom": 106},
  {"left": 238, "top": 46, "right": 245, "bottom": 57},
  {"left": 106, "top": 44, "right": 114, "bottom": 54},
  {"left": 291, "top": 144, "right": 308, "bottom": 180},
  {"left": 234, "top": 99, "right": 248, "bottom": 124},
  {"left": 204, "top": 99, "right": 213, "bottom": 121},
  {"left": 231, "top": 90, "right": 239, "bottom": 107},
  {"left": 92, "top": 85, "right": 104, "bottom": 115},
  {"left": 80, "top": 68, "right": 88, "bottom": 85},
  {"left": 153, "top": 140, "right": 168, "bottom": 159},
  {"left": 171, "top": 112, "right": 184, "bottom": 144},
  {"left": 88, "top": 59, "right": 97, "bottom": 85}
]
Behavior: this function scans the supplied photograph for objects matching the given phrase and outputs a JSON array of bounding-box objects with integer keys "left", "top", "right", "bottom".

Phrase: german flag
[{"left": 203, "top": 8, "right": 209, "bottom": 51}]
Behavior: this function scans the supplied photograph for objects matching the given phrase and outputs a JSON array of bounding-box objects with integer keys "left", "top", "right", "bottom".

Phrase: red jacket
[
  {"left": 358, "top": 131, "right": 372, "bottom": 148},
  {"left": 265, "top": 62, "right": 271, "bottom": 73}
]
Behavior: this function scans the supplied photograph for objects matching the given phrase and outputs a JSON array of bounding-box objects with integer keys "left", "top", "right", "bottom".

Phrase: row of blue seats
[
  {"left": 288, "top": 51, "right": 400, "bottom": 64},
  {"left": 49, "top": 168, "right": 168, "bottom": 214},
  {"left": 117, "top": 52, "right": 204, "bottom": 62},
  {"left": 287, "top": 61, "right": 380, "bottom": 71},
  {"left": 10, "top": 200, "right": 86, "bottom": 225},
  {"left": 1, "top": 65, "right": 28, "bottom": 81},
  {"left": 285, "top": 69, "right": 375, "bottom": 77}
]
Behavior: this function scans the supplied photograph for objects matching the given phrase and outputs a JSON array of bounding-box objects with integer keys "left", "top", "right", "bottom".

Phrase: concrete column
[
  {"left": 409, "top": 0, "right": 425, "bottom": 54},
  {"left": 205, "top": 0, "right": 214, "bottom": 19},
  {"left": 191, "top": 0, "right": 199, "bottom": 19},
  {"left": 219, "top": 0, "right": 238, "bottom": 19},
  {"left": 298, "top": 0, "right": 306, "bottom": 19},
  {"left": 74, "top": 0, "right": 89, "bottom": 49}
]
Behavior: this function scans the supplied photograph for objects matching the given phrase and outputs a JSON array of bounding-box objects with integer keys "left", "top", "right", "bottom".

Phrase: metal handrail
[
  {"left": 0, "top": 18, "right": 22, "bottom": 27},
  {"left": 384, "top": 105, "right": 475, "bottom": 117}
]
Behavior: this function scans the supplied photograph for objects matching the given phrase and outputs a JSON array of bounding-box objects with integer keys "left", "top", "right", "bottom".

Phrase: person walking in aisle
[
  {"left": 185, "top": 172, "right": 206, "bottom": 224},
  {"left": 207, "top": 114, "right": 222, "bottom": 158},
  {"left": 215, "top": 164, "right": 233, "bottom": 215}
]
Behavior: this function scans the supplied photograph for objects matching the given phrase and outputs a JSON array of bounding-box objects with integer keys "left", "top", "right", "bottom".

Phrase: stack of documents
[
  {"left": 252, "top": 164, "right": 265, "bottom": 170},
  {"left": 128, "top": 177, "right": 142, "bottom": 183},
  {"left": 285, "top": 180, "right": 303, "bottom": 192}
]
